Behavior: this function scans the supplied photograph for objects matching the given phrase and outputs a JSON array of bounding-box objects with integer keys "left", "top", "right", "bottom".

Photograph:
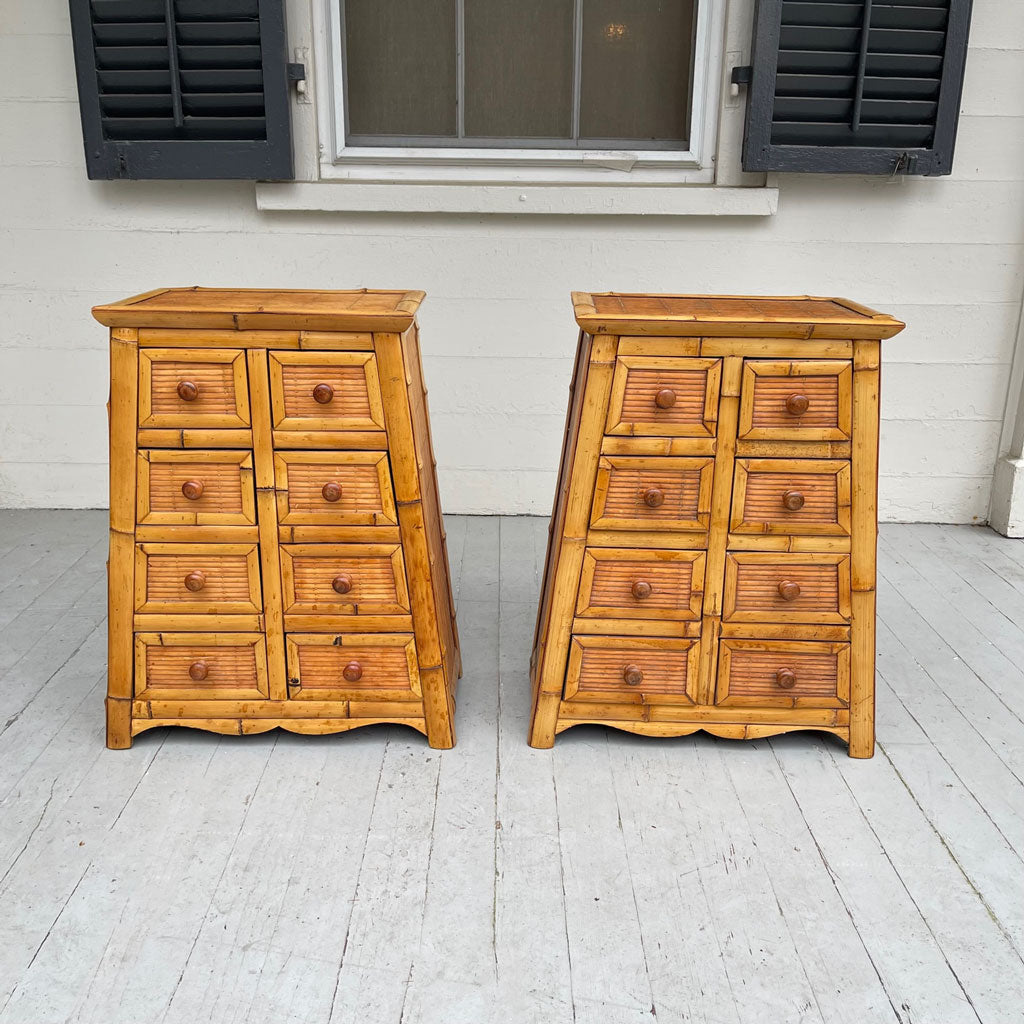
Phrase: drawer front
[
  {"left": 576, "top": 548, "right": 705, "bottom": 620},
  {"left": 286, "top": 633, "right": 420, "bottom": 701},
  {"left": 269, "top": 352, "right": 386, "bottom": 432},
  {"left": 716, "top": 639, "right": 850, "bottom": 708},
  {"left": 606, "top": 357, "right": 721, "bottom": 437},
  {"left": 591, "top": 456, "right": 714, "bottom": 532},
  {"left": 723, "top": 553, "right": 851, "bottom": 624},
  {"left": 135, "top": 632, "right": 269, "bottom": 700},
  {"left": 738, "top": 360, "right": 851, "bottom": 441},
  {"left": 275, "top": 452, "right": 398, "bottom": 526},
  {"left": 565, "top": 635, "right": 699, "bottom": 704},
  {"left": 137, "top": 450, "right": 256, "bottom": 526},
  {"left": 139, "top": 349, "right": 249, "bottom": 429},
  {"left": 281, "top": 544, "right": 410, "bottom": 615},
  {"left": 134, "top": 543, "right": 262, "bottom": 615},
  {"left": 731, "top": 459, "right": 851, "bottom": 536}
]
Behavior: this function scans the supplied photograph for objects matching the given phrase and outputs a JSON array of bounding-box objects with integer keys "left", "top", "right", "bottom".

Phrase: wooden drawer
[
  {"left": 565, "top": 635, "right": 699, "bottom": 704},
  {"left": 576, "top": 548, "right": 705, "bottom": 620},
  {"left": 730, "top": 459, "right": 851, "bottom": 536},
  {"left": 136, "top": 450, "right": 256, "bottom": 527},
  {"left": 134, "top": 632, "right": 269, "bottom": 700},
  {"left": 738, "top": 360, "right": 851, "bottom": 441},
  {"left": 280, "top": 544, "right": 410, "bottom": 615},
  {"left": 590, "top": 456, "right": 714, "bottom": 532},
  {"left": 606, "top": 356, "right": 721, "bottom": 437},
  {"left": 269, "top": 351, "right": 386, "bottom": 433},
  {"left": 716, "top": 638, "right": 850, "bottom": 708},
  {"left": 134, "top": 543, "right": 262, "bottom": 615},
  {"left": 723, "top": 552, "right": 851, "bottom": 624},
  {"left": 274, "top": 452, "right": 398, "bottom": 527},
  {"left": 286, "top": 633, "right": 420, "bottom": 701},
  {"left": 138, "top": 349, "right": 249, "bottom": 429}
]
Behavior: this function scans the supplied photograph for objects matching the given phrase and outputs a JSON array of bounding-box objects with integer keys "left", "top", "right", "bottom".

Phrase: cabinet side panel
[
  {"left": 107, "top": 329, "right": 139, "bottom": 748},
  {"left": 849, "top": 340, "right": 881, "bottom": 758}
]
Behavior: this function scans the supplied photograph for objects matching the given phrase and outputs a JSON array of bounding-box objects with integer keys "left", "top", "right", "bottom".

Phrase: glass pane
[
  {"left": 344, "top": 0, "right": 457, "bottom": 138},
  {"left": 464, "top": 0, "right": 575, "bottom": 139},
  {"left": 580, "top": 0, "right": 695, "bottom": 143}
]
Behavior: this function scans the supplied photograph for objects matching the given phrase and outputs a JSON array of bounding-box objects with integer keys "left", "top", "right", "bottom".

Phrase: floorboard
[{"left": 0, "top": 514, "right": 1022, "bottom": 1024}]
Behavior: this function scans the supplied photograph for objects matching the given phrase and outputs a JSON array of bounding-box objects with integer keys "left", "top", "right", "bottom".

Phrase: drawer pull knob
[
  {"left": 631, "top": 580, "right": 652, "bottom": 600},
  {"left": 781, "top": 489, "right": 805, "bottom": 511},
  {"left": 343, "top": 660, "right": 363, "bottom": 683},
  {"left": 176, "top": 380, "right": 199, "bottom": 402},
  {"left": 654, "top": 388, "right": 677, "bottom": 410},
  {"left": 188, "top": 660, "right": 209, "bottom": 682},
  {"left": 785, "top": 393, "right": 810, "bottom": 416},
  {"left": 183, "top": 570, "right": 206, "bottom": 593},
  {"left": 778, "top": 580, "right": 801, "bottom": 601},
  {"left": 332, "top": 573, "right": 353, "bottom": 595},
  {"left": 623, "top": 664, "right": 644, "bottom": 687},
  {"left": 312, "top": 383, "right": 334, "bottom": 404},
  {"left": 321, "top": 481, "right": 343, "bottom": 503},
  {"left": 642, "top": 487, "right": 665, "bottom": 508},
  {"left": 775, "top": 667, "right": 797, "bottom": 690},
  {"left": 181, "top": 479, "right": 204, "bottom": 501}
]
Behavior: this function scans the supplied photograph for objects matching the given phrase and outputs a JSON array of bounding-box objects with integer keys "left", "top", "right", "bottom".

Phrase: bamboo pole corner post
[
  {"left": 531, "top": 294, "right": 903, "bottom": 757},
  {"left": 94, "top": 289, "right": 458, "bottom": 749}
]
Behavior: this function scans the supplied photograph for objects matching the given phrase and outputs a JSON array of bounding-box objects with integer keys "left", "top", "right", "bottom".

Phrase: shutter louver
[
  {"left": 69, "top": 0, "right": 293, "bottom": 180},
  {"left": 740, "top": 0, "right": 973, "bottom": 175}
]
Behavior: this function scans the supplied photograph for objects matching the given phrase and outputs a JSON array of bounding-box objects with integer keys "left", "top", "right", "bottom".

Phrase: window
[{"left": 340, "top": 0, "right": 697, "bottom": 150}]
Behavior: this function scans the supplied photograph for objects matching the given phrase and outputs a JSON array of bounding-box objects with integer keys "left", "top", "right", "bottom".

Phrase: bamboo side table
[{"left": 530, "top": 293, "right": 904, "bottom": 756}]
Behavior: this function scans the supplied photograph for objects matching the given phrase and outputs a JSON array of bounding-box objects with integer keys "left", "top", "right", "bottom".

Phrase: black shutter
[
  {"left": 69, "top": 0, "right": 293, "bottom": 180},
  {"left": 739, "top": 0, "right": 973, "bottom": 175}
]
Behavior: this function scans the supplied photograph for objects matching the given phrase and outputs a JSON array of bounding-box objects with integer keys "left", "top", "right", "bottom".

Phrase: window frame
[{"left": 312, "top": 0, "right": 727, "bottom": 185}]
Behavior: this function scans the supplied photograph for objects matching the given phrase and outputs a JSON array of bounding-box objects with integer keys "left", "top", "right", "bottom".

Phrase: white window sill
[{"left": 255, "top": 182, "right": 779, "bottom": 217}]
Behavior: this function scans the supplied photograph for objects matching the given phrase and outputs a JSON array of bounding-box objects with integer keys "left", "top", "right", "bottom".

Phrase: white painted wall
[{"left": 1, "top": 1, "right": 1022, "bottom": 522}]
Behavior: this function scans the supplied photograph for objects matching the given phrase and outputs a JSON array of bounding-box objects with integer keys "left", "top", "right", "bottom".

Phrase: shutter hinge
[
  {"left": 287, "top": 62, "right": 307, "bottom": 96},
  {"left": 890, "top": 151, "right": 918, "bottom": 178},
  {"left": 730, "top": 65, "right": 753, "bottom": 98}
]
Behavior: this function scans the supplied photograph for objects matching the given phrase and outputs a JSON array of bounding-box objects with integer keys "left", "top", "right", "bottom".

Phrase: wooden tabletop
[
  {"left": 572, "top": 292, "right": 905, "bottom": 339},
  {"left": 92, "top": 287, "right": 427, "bottom": 332}
]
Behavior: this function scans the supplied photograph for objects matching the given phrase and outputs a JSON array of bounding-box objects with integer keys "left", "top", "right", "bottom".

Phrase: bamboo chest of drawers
[
  {"left": 529, "top": 293, "right": 904, "bottom": 757},
  {"left": 96, "top": 288, "right": 460, "bottom": 749}
]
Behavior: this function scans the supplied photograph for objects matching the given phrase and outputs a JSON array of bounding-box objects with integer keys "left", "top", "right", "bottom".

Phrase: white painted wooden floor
[{"left": 0, "top": 512, "right": 1023, "bottom": 1024}]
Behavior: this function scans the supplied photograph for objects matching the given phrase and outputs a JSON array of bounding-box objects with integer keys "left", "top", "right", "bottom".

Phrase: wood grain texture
[
  {"left": 564, "top": 635, "right": 699, "bottom": 704},
  {"left": 274, "top": 451, "right": 398, "bottom": 527},
  {"left": 280, "top": 544, "right": 410, "bottom": 616},
  {"left": 590, "top": 455, "right": 714, "bottom": 533},
  {"left": 268, "top": 351, "right": 386, "bottom": 432},
  {"left": 731, "top": 458, "right": 852, "bottom": 536},
  {"left": 738, "top": 359, "right": 852, "bottom": 441},
  {"left": 134, "top": 543, "right": 262, "bottom": 615},
  {"left": 134, "top": 632, "right": 269, "bottom": 700},
  {"left": 138, "top": 348, "right": 250, "bottom": 428},
  {"left": 575, "top": 548, "right": 705, "bottom": 620},
  {"left": 286, "top": 632, "right": 420, "bottom": 702},
  {"left": 605, "top": 356, "right": 721, "bottom": 437},
  {"left": 716, "top": 638, "right": 851, "bottom": 709},
  {"left": 723, "top": 552, "right": 851, "bottom": 624},
  {"left": 136, "top": 450, "right": 255, "bottom": 527}
]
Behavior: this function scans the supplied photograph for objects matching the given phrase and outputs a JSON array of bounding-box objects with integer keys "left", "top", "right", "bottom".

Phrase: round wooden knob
[
  {"left": 183, "top": 570, "right": 206, "bottom": 593},
  {"left": 623, "top": 664, "right": 644, "bottom": 687},
  {"left": 188, "top": 660, "right": 209, "bottom": 681},
  {"left": 631, "top": 580, "right": 652, "bottom": 600},
  {"left": 654, "top": 388, "right": 677, "bottom": 410},
  {"left": 312, "top": 383, "right": 334, "bottom": 405},
  {"left": 642, "top": 487, "right": 665, "bottom": 508},
  {"left": 332, "top": 573, "right": 353, "bottom": 595},
  {"left": 785, "top": 393, "right": 810, "bottom": 416},
  {"left": 778, "top": 579, "right": 801, "bottom": 601},
  {"left": 321, "top": 481, "right": 343, "bottom": 503},
  {"left": 176, "top": 380, "right": 199, "bottom": 402},
  {"left": 343, "top": 660, "right": 363, "bottom": 683},
  {"left": 181, "top": 479, "right": 204, "bottom": 501},
  {"left": 782, "top": 489, "right": 805, "bottom": 511},
  {"left": 776, "top": 667, "right": 797, "bottom": 690}
]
